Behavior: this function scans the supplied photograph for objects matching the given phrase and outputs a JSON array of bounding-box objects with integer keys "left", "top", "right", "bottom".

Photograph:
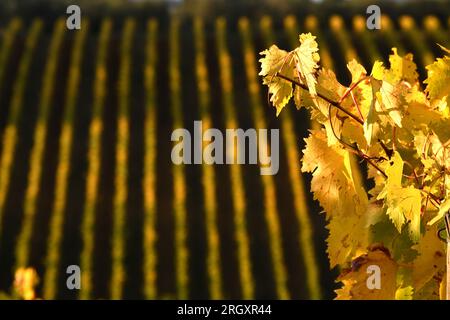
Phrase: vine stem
[
  {"left": 275, "top": 73, "right": 364, "bottom": 125},
  {"left": 364, "top": 156, "right": 388, "bottom": 179}
]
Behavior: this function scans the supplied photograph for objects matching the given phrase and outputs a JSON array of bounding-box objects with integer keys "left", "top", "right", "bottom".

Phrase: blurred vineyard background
[{"left": 0, "top": 0, "right": 449, "bottom": 300}]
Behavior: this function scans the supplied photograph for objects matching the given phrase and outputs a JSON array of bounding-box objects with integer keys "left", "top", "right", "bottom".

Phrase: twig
[
  {"left": 338, "top": 76, "right": 368, "bottom": 104},
  {"left": 363, "top": 155, "right": 388, "bottom": 178},
  {"left": 274, "top": 73, "right": 364, "bottom": 125}
]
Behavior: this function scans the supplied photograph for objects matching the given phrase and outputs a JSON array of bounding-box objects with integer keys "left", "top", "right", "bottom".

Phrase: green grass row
[
  {"left": 43, "top": 20, "right": 89, "bottom": 300},
  {"left": 238, "top": 17, "right": 289, "bottom": 300},
  {"left": 80, "top": 19, "right": 112, "bottom": 300},
  {"left": 215, "top": 17, "right": 254, "bottom": 299},
  {"left": 169, "top": 18, "right": 189, "bottom": 299},
  {"left": 0, "top": 19, "right": 42, "bottom": 241},
  {"left": 143, "top": 19, "right": 158, "bottom": 300},
  {"left": 15, "top": 18, "right": 66, "bottom": 272},
  {"left": 193, "top": 17, "right": 223, "bottom": 299},
  {"left": 111, "top": 18, "right": 135, "bottom": 300},
  {"left": 0, "top": 18, "right": 22, "bottom": 97}
]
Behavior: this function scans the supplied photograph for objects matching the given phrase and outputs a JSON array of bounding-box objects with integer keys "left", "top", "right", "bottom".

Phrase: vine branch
[{"left": 274, "top": 73, "right": 364, "bottom": 125}]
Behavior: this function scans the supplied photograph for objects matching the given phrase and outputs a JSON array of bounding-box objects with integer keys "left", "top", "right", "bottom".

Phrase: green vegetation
[
  {"left": 215, "top": 17, "right": 254, "bottom": 299},
  {"left": 111, "top": 18, "right": 135, "bottom": 300},
  {"left": 15, "top": 18, "right": 66, "bottom": 271},
  {"left": 80, "top": 18, "right": 112, "bottom": 300},
  {"left": 0, "top": 19, "right": 42, "bottom": 240},
  {"left": 143, "top": 18, "right": 158, "bottom": 300},
  {"left": 193, "top": 17, "right": 223, "bottom": 299},
  {"left": 43, "top": 19, "right": 89, "bottom": 300},
  {"left": 169, "top": 17, "right": 189, "bottom": 299}
]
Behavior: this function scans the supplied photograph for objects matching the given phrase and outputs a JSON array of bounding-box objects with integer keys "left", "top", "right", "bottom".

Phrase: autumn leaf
[
  {"left": 259, "top": 45, "right": 295, "bottom": 115},
  {"left": 302, "top": 129, "right": 369, "bottom": 266},
  {"left": 412, "top": 225, "right": 445, "bottom": 291},
  {"left": 377, "top": 152, "right": 422, "bottom": 242},
  {"left": 387, "top": 48, "right": 418, "bottom": 84},
  {"left": 293, "top": 33, "right": 320, "bottom": 96},
  {"left": 347, "top": 59, "right": 367, "bottom": 84},
  {"left": 259, "top": 36, "right": 450, "bottom": 299},
  {"left": 327, "top": 214, "right": 368, "bottom": 267},
  {"left": 335, "top": 247, "right": 398, "bottom": 300},
  {"left": 302, "top": 129, "right": 368, "bottom": 219},
  {"left": 424, "top": 45, "right": 450, "bottom": 112}
]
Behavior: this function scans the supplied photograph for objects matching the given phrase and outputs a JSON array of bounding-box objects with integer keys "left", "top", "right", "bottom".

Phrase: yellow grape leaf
[
  {"left": 326, "top": 214, "right": 368, "bottom": 267},
  {"left": 377, "top": 152, "right": 422, "bottom": 241},
  {"left": 301, "top": 68, "right": 365, "bottom": 147},
  {"left": 341, "top": 119, "right": 367, "bottom": 150},
  {"left": 335, "top": 247, "right": 398, "bottom": 300},
  {"left": 375, "top": 80, "right": 403, "bottom": 128},
  {"left": 403, "top": 100, "right": 441, "bottom": 130},
  {"left": 298, "top": 68, "right": 356, "bottom": 123},
  {"left": 371, "top": 60, "right": 385, "bottom": 80},
  {"left": 316, "top": 68, "right": 346, "bottom": 102},
  {"left": 370, "top": 56, "right": 410, "bottom": 128},
  {"left": 293, "top": 85, "right": 303, "bottom": 110},
  {"left": 347, "top": 59, "right": 367, "bottom": 84},
  {"left": 302, "top": 129, "right": 368, "bottom": 220},
  {"left": 259, "top": 45, "right": 295, "bottom": 115},
  {"left": 363, "top": 77, "right": 379, "bottom": 146},
  {"left": 293, "top": 33, "right": 320, "bottom": 96},
  {"left": 428, "top": 198, "right": 450, "bottom": 225},
  {"left": 387, "top": 186, "right": 422, "bottom": 242},
  {"left": 414, "top": 278, "right": 441, "bottom": 300},
  {"left": 432, "top": 119, "right": 450, "bottom": 147},
  {"left": 302, "top": 129, "right": 369, "bottom": 266},
  {"left": 412, "top": 225, "right": 445, "bottom": 291},
  {"left": 383, "top": 151, "right": 403, "bottom": 187},
  {"left": 395, "top": 286, "right": 414, "bottom": 300},
  {"left": 387, "top": 48, "right": 418, "bottom": 84},
  {"left": 424, "top": 47, "right": 450, "bottom": 110},
  {"left": 403, "top": 100, "right": 450, "bottom": 149}
]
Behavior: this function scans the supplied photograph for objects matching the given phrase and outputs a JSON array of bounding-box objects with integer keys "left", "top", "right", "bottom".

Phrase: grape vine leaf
[
  {"left": 424, "top": 45, "right": 450, "bottom": 111},
  {"left": 395, "top": 286, "right": 414, "bottom": 300},
  {"left": 413, "top": 277, "right": 441, "bottom": 300},
  {"left": 259, "top": 45, "right": 295, "bottom": 115},
  {"left": 377, "top": 152, "right": 422, "bottom": 241},
  {"left": 428, "top": 198, "right": 450, "bottom": 226},
  {"left": 302, "top": 129, "right": 369, "bottom": 266},
  {"left": 370, "top": 60, "right": 405, "bottom": 128},
  {"left": 347, "top": 59, "right": 366, "bottom": 84},
  {"left": 412, "top": 225, "right": 445, "bottom": 291},
  {"left": 326, "top": 214, "right": 368, "bottom": 268},
  {"left": 302, "top": 129, "right": 368, "bottom": 220},
  {"left": 370, "top": 215, "right": 418, "bottom": 262},
  {"left": 293, "top": 33, "right": 320, "bottom": 96},
  {"left": 387, "top": 48, "right": 418, "bottom": 84},
  {"left": 335, "top": 247, "right": 398, "bottom": 300}
]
